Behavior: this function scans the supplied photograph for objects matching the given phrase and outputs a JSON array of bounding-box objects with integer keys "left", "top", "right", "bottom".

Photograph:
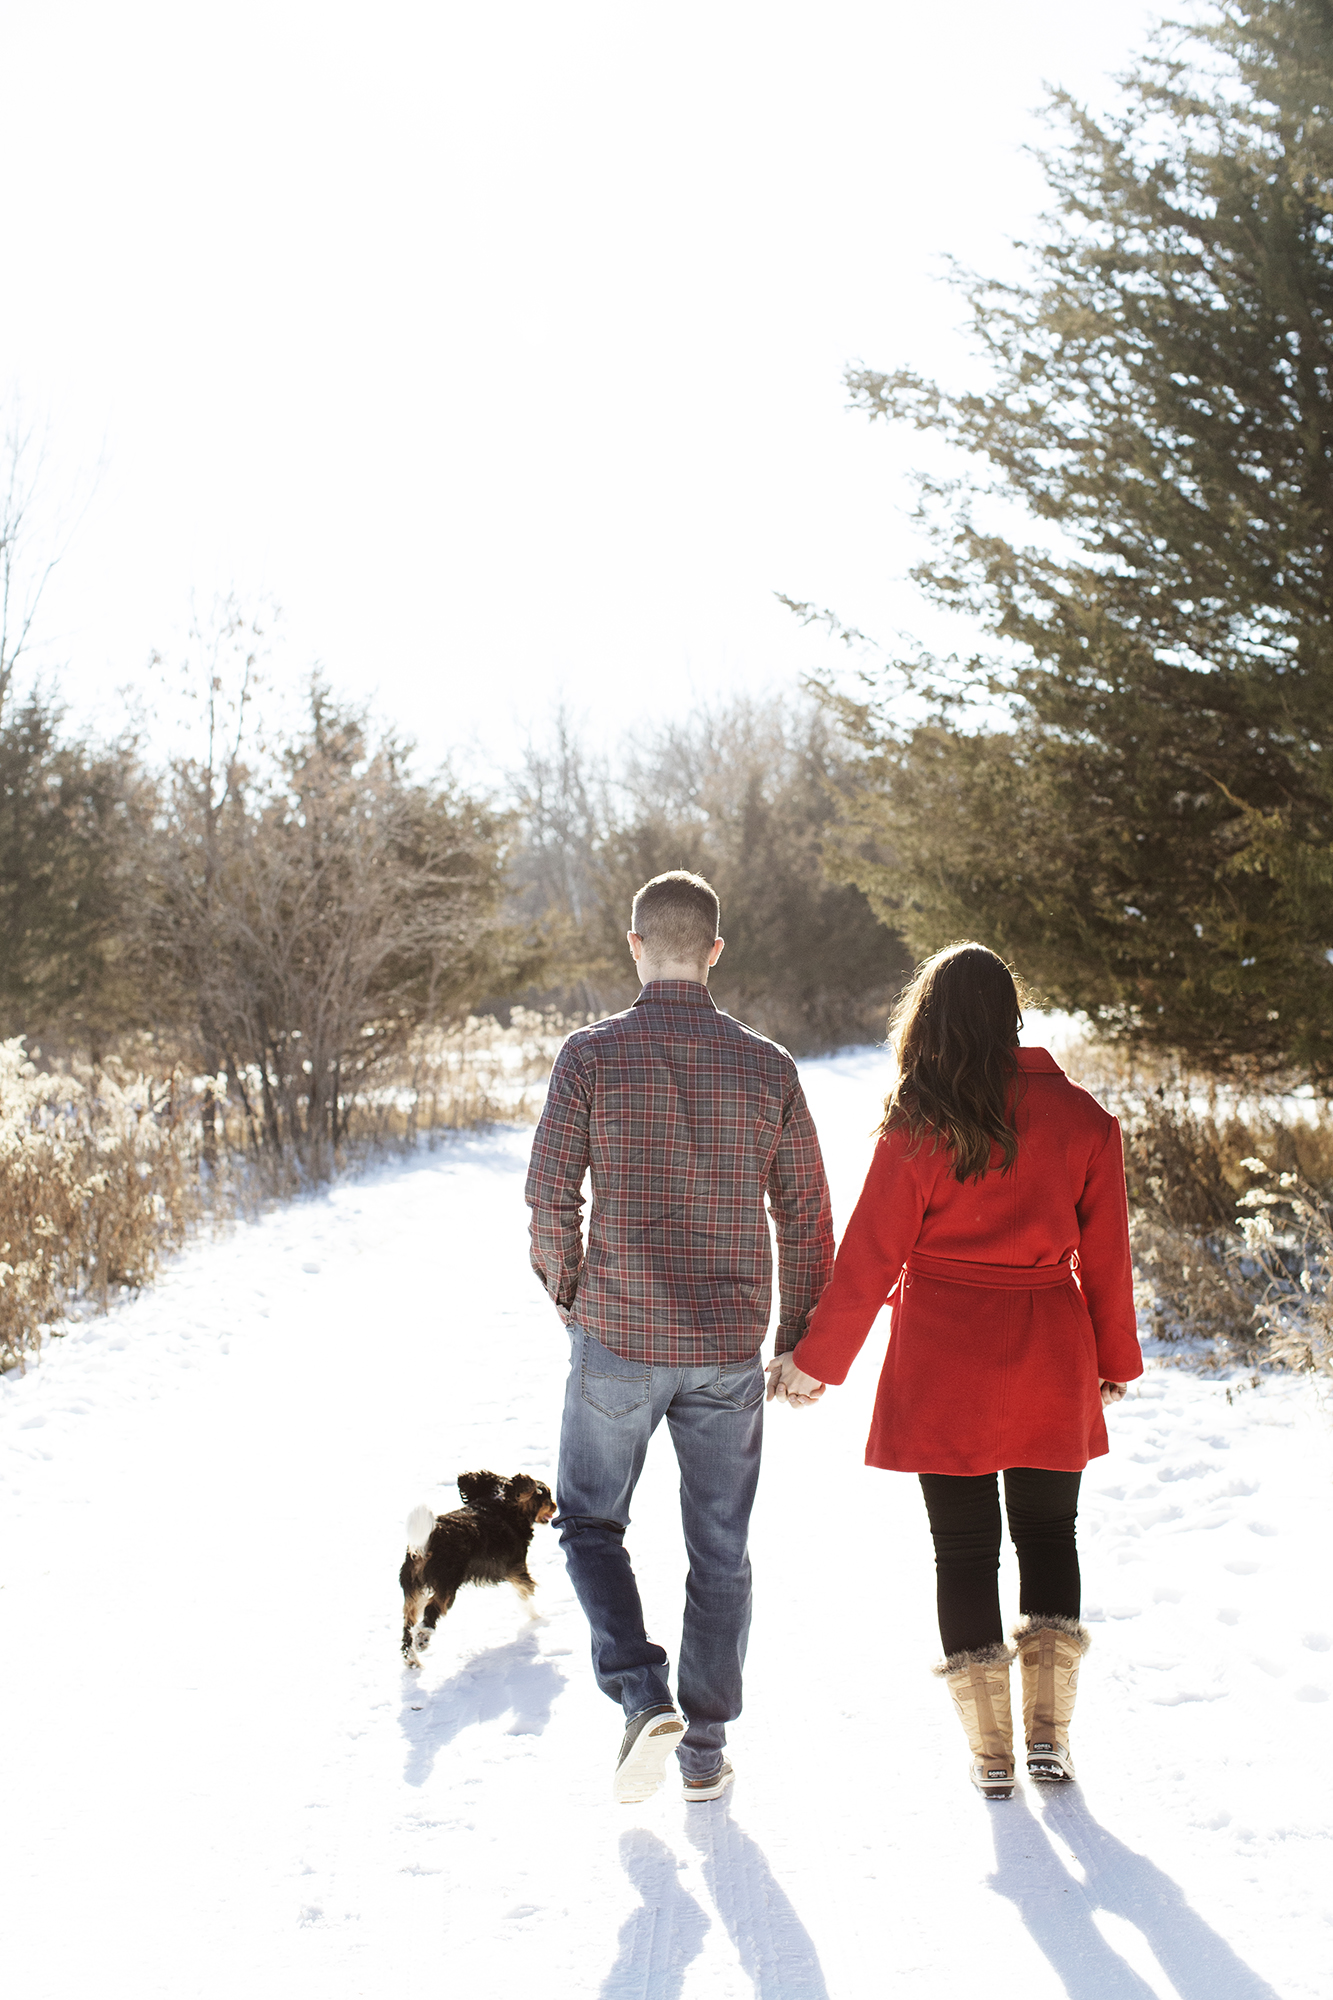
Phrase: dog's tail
[{"left": 404, "top": 1503, "right": 437, "bottom": 1555}]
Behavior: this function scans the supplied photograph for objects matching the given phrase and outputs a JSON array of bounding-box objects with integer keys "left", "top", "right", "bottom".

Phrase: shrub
[
  {"left": 0, "top": 1039, "right": 207, "bottom": 1370},
  {"left": 138, "top": 676, "right": 546, "bottom": 1172},
  {"left": 1056, "top": 1033, "right": 1333, "bottom": 1375},
  {"left": 510, "top": 695, "right": 911, "bottom": 1053},
  {"left": 1235, "top": 1161, "right": 1333, "bottom": 1378},
  {"left": 0, "top": 1010, "right": 580, "bottom": 1371}
]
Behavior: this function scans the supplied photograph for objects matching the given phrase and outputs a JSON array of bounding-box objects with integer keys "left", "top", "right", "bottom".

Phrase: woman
[{"left": 767, "top": 942, "right": 1142, "bottom": 1799}]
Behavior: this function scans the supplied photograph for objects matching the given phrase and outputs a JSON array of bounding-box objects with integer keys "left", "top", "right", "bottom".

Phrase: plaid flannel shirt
[{"left": 524, "top": 980, "right": 834, "bottom": 1365}]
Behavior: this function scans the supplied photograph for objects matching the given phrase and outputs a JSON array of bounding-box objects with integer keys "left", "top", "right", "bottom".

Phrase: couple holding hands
[{"left": 526, "top": 872, "right": 1141, "bottom": 1806}]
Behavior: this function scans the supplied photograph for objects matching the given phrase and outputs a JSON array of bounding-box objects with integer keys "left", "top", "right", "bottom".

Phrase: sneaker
[
  {"left": 682, "top": 1758, "right": 734, "bottom": 1803},
  {"left": 612, "top": 1705, "right": 686, "bottom": 1804}
]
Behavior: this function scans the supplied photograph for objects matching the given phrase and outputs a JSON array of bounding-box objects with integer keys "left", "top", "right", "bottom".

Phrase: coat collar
[
  {"left": 632, "top": 979, "right": 718, "bottom": 1010},
  {"left": 1016, "top": 1046, "right": 1063, "bottom": 1074}
]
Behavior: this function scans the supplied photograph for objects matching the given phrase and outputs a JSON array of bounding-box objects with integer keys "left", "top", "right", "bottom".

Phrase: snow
[{"left": 2, "top": 1045, "right": 1331, "bottom": 2000}]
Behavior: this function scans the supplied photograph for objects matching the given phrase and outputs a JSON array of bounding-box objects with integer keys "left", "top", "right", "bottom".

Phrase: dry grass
[
  {"left": 1234, "top": 1162, "right": 1333, "bottom": 1377},
  {"left": 0, "top": 1040, "right": 215, "bottom": 1371},
  {"left": 30, "top": 1006, "right": 1323, "bottom": 1384},
  {"left": 1052, "top": 1032, "right": 1333, "bottom": 1377},
  {"left": 349, "top": 1008, "right": 583, "bottom": 1147},
  {"left": 0, "top": 1008, "right": 582, "bottom": 1372}
]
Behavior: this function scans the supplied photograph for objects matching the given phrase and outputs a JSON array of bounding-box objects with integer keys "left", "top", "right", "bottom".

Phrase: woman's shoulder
[
  {"left": 1019, "top": 1050, "right": 1117, "bottom": 1137},
  {"left": 869, "top": 1117, "right": 950, "bottom": 1182}
]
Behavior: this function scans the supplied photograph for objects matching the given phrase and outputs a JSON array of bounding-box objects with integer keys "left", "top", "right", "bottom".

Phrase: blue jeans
[{"left": 557, "top": 1325, "right": 765, "bottom": 1780}]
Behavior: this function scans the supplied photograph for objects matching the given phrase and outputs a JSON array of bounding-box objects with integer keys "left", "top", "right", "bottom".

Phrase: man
[{"left": 525, "top": 870, "right": 834, "bottom": 1804}]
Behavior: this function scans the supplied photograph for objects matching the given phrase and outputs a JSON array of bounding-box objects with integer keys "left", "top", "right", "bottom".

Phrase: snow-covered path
[{"left": 2, "top": 1049, "right": 1331, "bottom": 2000}]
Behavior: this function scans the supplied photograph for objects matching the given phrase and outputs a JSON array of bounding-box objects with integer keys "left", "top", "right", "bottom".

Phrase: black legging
[{"left": 919, "top": 1468, "right": 1082, "bottom": 1658}]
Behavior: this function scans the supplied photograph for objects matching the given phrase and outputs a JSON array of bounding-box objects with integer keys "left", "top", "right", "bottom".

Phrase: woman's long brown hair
[{"left": 880, "top": 942, "right": 1026, "bottom": 1182}]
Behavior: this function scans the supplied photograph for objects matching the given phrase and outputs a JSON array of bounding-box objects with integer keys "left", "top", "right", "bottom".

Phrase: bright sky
[{"left": 1, "top": 1, "right": 1154, "bottom": 775}]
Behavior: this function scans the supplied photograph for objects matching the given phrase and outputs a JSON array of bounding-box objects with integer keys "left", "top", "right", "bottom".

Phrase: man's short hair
[{"left": 631, "top": 871, "right": 720, "bottom": 965}]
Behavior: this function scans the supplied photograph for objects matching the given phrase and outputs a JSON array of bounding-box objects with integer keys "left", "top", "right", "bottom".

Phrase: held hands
[
  {"left": 767, "top": 1363, "right": 1121, "bottom": 1411},
  {"left": 765, "top": 1352, "right": 826, "bottom": 1410}
]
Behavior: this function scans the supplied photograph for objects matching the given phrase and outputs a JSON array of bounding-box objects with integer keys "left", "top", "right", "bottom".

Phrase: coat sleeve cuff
[
  {"left": 774, "top": 1314, "right": 812, "bottom": 1355},
  {"left": 1095, "top": 1335, "right": 1144, "bottom": 1382},
  {"left": 788, "top": 1321, "right": 855, "bottom": 1385}
]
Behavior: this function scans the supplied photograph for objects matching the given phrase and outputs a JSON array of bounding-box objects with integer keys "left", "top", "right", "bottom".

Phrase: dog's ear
[
  {"left": 457, "top": 1470, "right": 505, "bottom": 1506},
  {"left": 504, "top": 1474, "right": 539, "bottom": 1511}
]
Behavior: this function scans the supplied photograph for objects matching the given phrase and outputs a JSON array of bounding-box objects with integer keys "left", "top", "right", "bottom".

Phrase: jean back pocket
[
  {"left": 711, "top": 1355, "right": 765, "bottom": 1410},
  {"left": 580, "top": 1331, "right": 652, "bottom": 1418}
]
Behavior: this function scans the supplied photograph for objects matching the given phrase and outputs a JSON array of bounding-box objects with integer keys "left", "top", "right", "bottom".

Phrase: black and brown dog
[{"left": 399, "top": 1470, "right": 556, "bottom": 1667}]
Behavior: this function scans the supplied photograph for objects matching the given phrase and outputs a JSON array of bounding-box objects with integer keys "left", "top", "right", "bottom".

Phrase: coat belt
[{"left": 905, "top": 1251, "right": 1076, "bottom": 1291}]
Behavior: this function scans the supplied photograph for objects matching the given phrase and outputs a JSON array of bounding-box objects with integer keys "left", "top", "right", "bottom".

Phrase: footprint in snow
[
  {"left": 1224, "top": 1558, "right": 1261, "bottom": 1574},
  {"left": 1248, "top": 1521, "right": 1281, "bottom": 1536},
  {"left": 1295, "top": 1686, "right": 1329, "bottom": 1703},
  {"left": 1217, "top": 1607, "right": 1242, "bottom": 1625},
  {"left": 1302, "top": 1631, "right": 1331, "bottom": 1652}
]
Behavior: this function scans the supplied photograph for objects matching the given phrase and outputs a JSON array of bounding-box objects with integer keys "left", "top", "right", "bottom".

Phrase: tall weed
[
  {"left": 0, "top": 1041, "right": 210, "bottom": 1370},
  {"left": 1054, "top": 1033, "right": 1333, "bottom": 1376},
  {"left": 1235, "top": 1162, "right": 1333, "bottom": 1377},
  {"left": 0, "top": 1009, "right": 580, "bottom": 1371}
]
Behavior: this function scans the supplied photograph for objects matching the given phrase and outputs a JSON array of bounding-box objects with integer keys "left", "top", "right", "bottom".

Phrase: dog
[{"left": 399, "top": 1470, "right": 556, "bottom": 1667}]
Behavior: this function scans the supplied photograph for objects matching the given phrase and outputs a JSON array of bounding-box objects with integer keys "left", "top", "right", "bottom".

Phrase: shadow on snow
[
  {"left": 399, "top": 1631, "right": 566, "bottom": 1787},
  {"left": 989, "top": 1787, "right": 1282, "bottom": 2000},
  {"left": 600, "top": 1807, "right": 829, "bottom": 2000}
]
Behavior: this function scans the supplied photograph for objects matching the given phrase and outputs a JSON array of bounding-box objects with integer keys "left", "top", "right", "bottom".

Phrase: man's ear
[
  {"left": 627, "top": 930, "right": 644, "bottom": 961},
  {"left": 708, "top": 936, "right": 725, "bottom": 966}
]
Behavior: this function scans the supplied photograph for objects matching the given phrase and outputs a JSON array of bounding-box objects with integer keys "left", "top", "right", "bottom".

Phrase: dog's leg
[
  {"left": 508, "top": 1565, "right": 542, "bottom": 1621},
  {"left": 402, "top": 1583, "right": 427, "bottom": 1666},
  {"left": 417, "top": 1590, "right": 456, "bottom": 1653}
]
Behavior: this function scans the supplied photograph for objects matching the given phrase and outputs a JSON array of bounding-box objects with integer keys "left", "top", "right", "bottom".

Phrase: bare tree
[
  {"left": 142, "top": 670, "right": 540, "bottom": 1171},
  {"left": 508, "top": 708, "right": 620, "bottom": 1013},
  {"left": 510, "top": 693, "right": 911, "bottom": 1052},
  {"left": 0, "top": 410, "right": 83, "bottom": 723},
  {"left": 139, "top": 596, "right": 271, "bottom": 1153}
]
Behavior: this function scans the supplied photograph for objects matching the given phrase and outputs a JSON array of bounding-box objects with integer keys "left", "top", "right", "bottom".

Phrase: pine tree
[
  {"left": 825, "top": 0, "right": 1333, "bottom": 1080},
  {"left": 0, "top": 697, "right": 145, "bottom": 1052}
]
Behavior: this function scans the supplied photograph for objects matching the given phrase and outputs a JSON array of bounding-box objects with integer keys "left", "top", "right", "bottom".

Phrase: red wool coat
[{"left": 792, "top": 1049, "right": 1143, "bottom": 1475}]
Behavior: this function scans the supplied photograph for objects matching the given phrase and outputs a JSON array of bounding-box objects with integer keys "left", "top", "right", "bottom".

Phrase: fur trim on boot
[
  {"left": 1012, "top": 1612, "right": 1092, "bottom": 1654},
  {"left": 931, "top": 1638, "right": 1016, "bottom": 1678},
  {"left": 1013, "top": 1617, "right": 1090, "bottom": 1783},
  {"left": 936, "top": 1643, "right": 1017, "bottom": 1800}
]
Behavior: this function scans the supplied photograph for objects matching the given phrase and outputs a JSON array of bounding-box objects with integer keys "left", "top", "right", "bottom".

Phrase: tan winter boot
[
  {"left": 934, "top": 1641, "right": 1016, "bottom": 1799},
  {"left": 1015, "top": 1616, "right": 1091, "bottom": 1783}
]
